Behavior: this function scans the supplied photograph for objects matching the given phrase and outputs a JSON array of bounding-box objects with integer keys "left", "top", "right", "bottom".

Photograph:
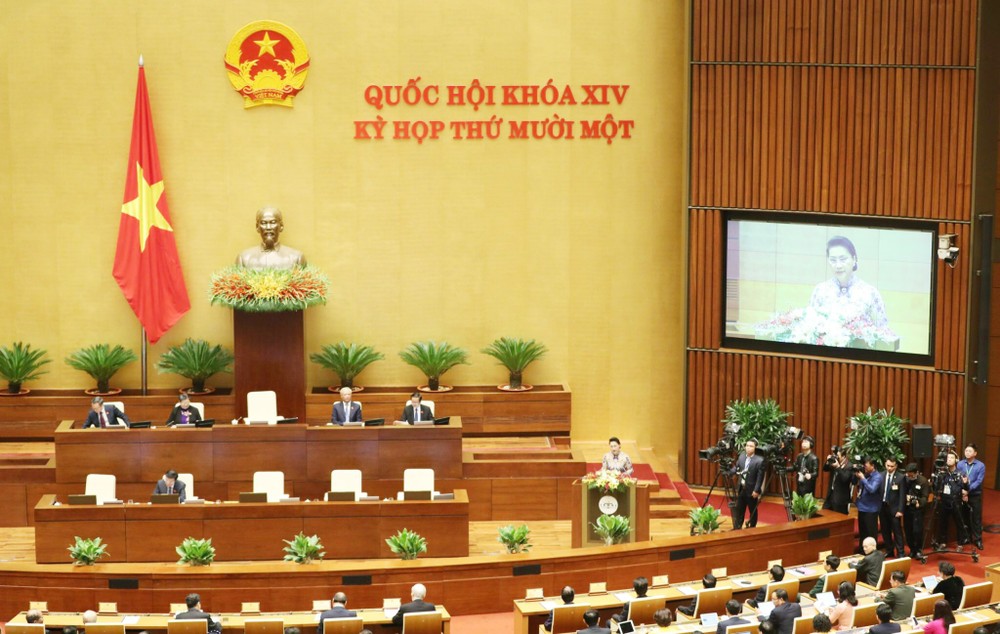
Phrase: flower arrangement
[
  {"left": 209, "top": 265, "right": 329, "bottom": 312},
  {"left": 581, "top": 469, "right": 637, "bottom": 494},
  {"left": 754, "top": 307, "right": 898, "bottom": 349}
]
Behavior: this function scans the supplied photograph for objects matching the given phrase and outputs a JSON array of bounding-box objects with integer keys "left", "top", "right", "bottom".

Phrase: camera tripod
[
  {"left": 701, "top": 462, "right": 737, "bottom": 516},
  {"left": 762, "top": 464, "right": 795, "bottom": 522},
  {"left": 925, "top": 475, "right": 979, "bottom": 563}
]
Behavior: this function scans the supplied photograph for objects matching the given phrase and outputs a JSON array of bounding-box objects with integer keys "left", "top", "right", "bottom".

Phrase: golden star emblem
[
  {"left": 254, "top": 32, "right": 280, "bottom": 57},
  {"left": 121, "top": 162, "right": 172, "bottom": 252}
]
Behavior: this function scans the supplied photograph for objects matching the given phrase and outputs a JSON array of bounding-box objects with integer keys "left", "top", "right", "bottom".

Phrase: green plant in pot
[
  {"left": 791, "top": 492, "right": 820, "bottom": 520},
  {"left": 844, "top": 408, "right": 909, "bottom": 464},
  {"left": 385, "top": 528, "right": 427, "bottom": 560},
  {"left": 688, "top": 505, "right": 722, "bottom": 535},
  {"left": 0, "top": 341, "right": 51, "bottom": 394},
  {"left": 68, "top": 536, "right": 109, "bottom": 565},
  {"left": 497, "top": 524, "right": 532, "bottom": 554},
  {"left": 723, "top": 399, "right": 792, "bottom": 449},
  {"left": 156, "top": 338, "right": 234, "bottom": 394},
  {"left": 481, "top": 337, "right": 547, "bottom": 391},
  {"left": 310, "top": 343, "right": 384, "bottom": 392},
  {"left": 592, "top": 514, "right": 631, "bottom": 546},
  {"left": 176, "top": 537, "right": 216, "bottom": 566},
  {"left": 282, "top": 532, "right": 325, "bottom": 563},
  {"left": 65, "top": 343, "right": 138, "bottom": 394},
  {"left": 399, "top": 341, "right": 469, "bottom": 391}
]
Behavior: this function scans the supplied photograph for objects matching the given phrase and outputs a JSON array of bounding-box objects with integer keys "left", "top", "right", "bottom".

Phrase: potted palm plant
[
  {"left": 156, "top": 338, "right": 234, "bottom": 394},
  {"left": 844, "top": 408, "right": 909, "bottom": 464},
  {"left": 310, "top": 342, "right": 384, "bottom": 392},
  {"left": 723, "top": 399, "right": 793, "bottom": 449},
  {"left": 481, "top": 337, "right": 547, "bottom": 391},
  {"left": 0, "top": 341, "right": 51, "bottom": 395},
  {"left": 399, "top": 341, "right": 469, "bottom": 392},
  {"left": 385, "top": 528, "right": 427, "bottom": 560},
  {"left": 65, "top": 344, "right": 138, "bottom": 395}
]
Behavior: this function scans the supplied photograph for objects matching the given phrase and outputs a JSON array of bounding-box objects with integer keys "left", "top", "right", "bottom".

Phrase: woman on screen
[{"left": 806, "top": 236, "right": 897, "bottom": 347}]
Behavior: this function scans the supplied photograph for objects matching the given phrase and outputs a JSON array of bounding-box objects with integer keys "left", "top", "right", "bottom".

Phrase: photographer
[
  {"left": 854, "top": 457, "right": 883, "bottom": 552},
  {"left": 822, "top": 446, "right": 852, "bottom": 514},
  {"left": 957, "top": 443, "right": 985, "bottom": 550},
  {"left": 793, "top": 436, "right": 820, "bottom": 497},
  {"left": 903, "top": 463, "right": 929, "bottom": 559},
  {"left": 935, "top": 451, "right": 968, "bottom": 549}
]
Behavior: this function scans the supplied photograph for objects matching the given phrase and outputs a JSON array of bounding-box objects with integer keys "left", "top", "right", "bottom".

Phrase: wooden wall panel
[
  {"left": 686, "top": 350, "right": 965, "bottom": 486},
  {"left": 690, "top": 66, "right": 975, "bottom": 218},
  {"left": 692, "top": 0, "right": 977, "bottom": 66}
]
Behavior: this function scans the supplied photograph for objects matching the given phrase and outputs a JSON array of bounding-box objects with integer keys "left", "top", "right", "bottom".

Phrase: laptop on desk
[
  {"left": 403, "top": 490, "right": 432, "bottom": 501},
  {"left": 130, "top": 421, "right": 152, "bottom": 429},
  {"left": 433, "top": 416, "right": 450, "bottom": 425},
  {"left": 364, "top": 418, "right": 384, "bottom": 426},
  {"left": 239, "top": 492, "right": 268, "bottom": 503},
  {"left": 195, "top": 419, "right": 215, "bottom": 428},
  {"left": 68, "top": 494, "right": 97, "bottom": 505},
  {"left": 326, "top": 491, "right": 356, "bottom": 502},
  {"left": 151, "top": 493, "right": 180, "bottom": 504},
  {"left": 245, "top": 420, "right": 271, "bottom": 425}
]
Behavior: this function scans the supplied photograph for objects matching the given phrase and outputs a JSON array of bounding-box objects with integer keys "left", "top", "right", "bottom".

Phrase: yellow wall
[{"left": 0, "top": 1, "right": 687, "bottom": 453}]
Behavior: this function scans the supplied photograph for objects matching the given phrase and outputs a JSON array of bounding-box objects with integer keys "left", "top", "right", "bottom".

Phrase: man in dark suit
[
  {"left": 576, "top": 609, "right": 611, "bottom": 634},
  {"left": 903, "top": 464, "right": 930, "bottom": 558},
  {"left": 748, "top": 565, "right": 784, "bottom": 608},
  {"left": 879, "top": 457, "right": 906, "bottom": 558},
  {"left": 318, "top": 593, "right": 357, "bottom": 634},
  {"left": 731, "top": 439, "right": 765, "bottom": 530},
  {"left": 610, "top": 576, "right": 648, "bottom": 625},
  {"left": 330, "top": 387, "right": 362, "bottom": 424},
  {"left": 850, "top": 536, "right": 885, "bottom": 586},
  {"left": 544, "top": 586, "right": 575, "bottom": 631},
  {"left": 716, "top": 599, "right": 749, "bottom": 634},
  {"left": 822, "top": 447, "right": 853, "bottom": 514},
  {"left": 760, "top": 589, "right": 801, "bottom": 634},
  {"left": 869, "top": 603, "right": 901, "bottom": 634},
  {"left": 678, "top": 573, "right": 716, "bottom": 617},
  {"left": 878, "top": 571, "right": 915, "bottom": 620},
  {"left": 401, "top": 392, "right": 434, "bottom": 424},
  {"left": 391, "top": 583, "right": 435, "bottom": 627},
  {"left": 176, "top": 593, "right": 221, "bottom": 633},
  {"left": 153, "top": 469, "right": 187, "bottom": 503},
  {"left": 83, "top": 397, "right": 130, "bottom": 428}
]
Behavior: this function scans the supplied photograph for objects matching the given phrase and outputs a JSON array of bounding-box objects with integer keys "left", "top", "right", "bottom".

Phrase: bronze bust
[{"left": 236, "top": 206, "right": 306, "bottom": 270}]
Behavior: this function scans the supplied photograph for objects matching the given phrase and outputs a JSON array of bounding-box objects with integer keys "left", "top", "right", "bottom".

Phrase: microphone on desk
[{"left": 231, "top": 417, "right": 242, "bottom": 425}]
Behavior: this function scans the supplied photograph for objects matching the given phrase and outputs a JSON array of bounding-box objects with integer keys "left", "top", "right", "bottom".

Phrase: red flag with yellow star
[{"left": 113, "top": 61, "right": 190, "bottom": 344}]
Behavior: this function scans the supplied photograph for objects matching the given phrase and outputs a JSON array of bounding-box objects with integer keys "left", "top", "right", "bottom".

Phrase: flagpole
[{"left": 141, "top": 327, "right": 148, "bottom": 395}]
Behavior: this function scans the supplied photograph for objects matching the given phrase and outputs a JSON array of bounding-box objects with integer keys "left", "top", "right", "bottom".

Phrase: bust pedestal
[{"left": 233, "top": 310, "right": 306, "bottom": 421}]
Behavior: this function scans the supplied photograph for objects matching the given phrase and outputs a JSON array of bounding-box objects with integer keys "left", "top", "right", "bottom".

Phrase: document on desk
[
  {"left": 383, "top": 608, "right": 397, "bottom": 619},
  {"left": 121, "top": 616, "right": 140, "bottom": 625},
  {"left": 540, "top": 600, "right": 557, "bottom": 610},
  {"left": 615, "top": 591, "right": 634, "bottom": 602},
  {"left": 677, "top": 585, "right": 696, "bottom": 596},
  {"left": 757, "top": 601, "right": 775, "bottom": 619},
  {"left": 789, "top": 567, "right": 811, "bottom": 576},
  {"left": 963, "top": 611, "right": 987, "bottom": 622},
  {"left": 733, "top": 578, "right": 753, "bottom": 587}
]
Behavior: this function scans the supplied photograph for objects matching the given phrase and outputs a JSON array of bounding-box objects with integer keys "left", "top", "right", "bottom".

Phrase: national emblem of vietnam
[{"left": 224, "top": 21, "right": 309, "bottom": 108}]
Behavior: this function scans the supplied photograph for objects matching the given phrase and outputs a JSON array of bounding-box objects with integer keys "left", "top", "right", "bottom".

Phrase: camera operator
[
  {"left": 793, "top": 436, "right": 820, "bottom": 497},
  {"left": 730, "top": 439, "right": 765, "bottom": 530},
  {"left": 935, "top": 451, "right": 968, "bottom": 549},
  {"left": 854, "top": 457, "right": 883, "bottom": 553},
  {"left": 957, "top": 443, "right": 985, "bottom": 550},
  {"left": 879, "top": 457, "right": 906, "bottom": 558},
  {"left": 822, "top": 446, "right": 852, "bottom": 514},
  {"left": 903, "top": 463, "right": 929, "bottom": 559}
]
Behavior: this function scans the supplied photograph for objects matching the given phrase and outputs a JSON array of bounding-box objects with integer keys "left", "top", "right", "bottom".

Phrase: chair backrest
[
  {"left": 105, "top": 401, "right": 128, "bottom": 427},
  {"left": 85, "top": 473, "right": 117, "bottom": 504},
  {"left": 764, "top": 579, "right": 800, "bottom": 601},
  {"left": 875, "top": 557, "right": 911, "bottom": 590},
  {"left": 958, "top": 581, "right": 993, "bottom": 610},
  {"left": 626, "top": 596, "right": 666, "bottom": 626},
  {"left": 404, "top": 468, "right": 435, "bottom": 492},
  {"left": 178, "top": 473, "right": 194, "bottom": 498},
  {"left": 403, "top": 400, "right": 436, "bottom": 416},
  {"left": 851, "top": 603, "right": 879, "bottom": 629},
  {"left": 253, "top": 471, "right": 286, "bottom": 502},
  {"left": 190, "top": 402, "right": 205, "bottom": 418},
  {"left": 243, "top": 619, "right": 283, "bottom": 634},
  {"left": 247, "top": 390, "right": 278, "bottom": 423},
  {"left": 727, "top": 624, "right": 759, "bottom": 634},
  {"left": 329, "top": 469, "right": 363, "bottom": 501},
  {"left": 548, "top": 605, "right": 590, "bottom": 634},
  {"left": 401, "top": 611, "right": 443, "bottom": 634},
  {"left": 322, "top": 617, "right": 364, "bottom": 634},
  {"left": 824, "top": 568, "right": 857, "bottom": 598},
  {"left": 4, "top": 625, "right": 44, "bottom": 634},
  {"left": 87, "top": 626, "right": 126, "bottom": 634},
  {"left": 167, "top": 620, "right": 208, "bottom": 634},
  {"left": 791, "top": 616, "right": 813, "bottom": 634},
  {"left": 912, "top": 593, "right": 943, "bottom": 618},
  {"left": 693, "top": 587, "right": 732, "bottom": 618},
  {"left": 950, "top": 622, "right": 985, "bottom": 634}
]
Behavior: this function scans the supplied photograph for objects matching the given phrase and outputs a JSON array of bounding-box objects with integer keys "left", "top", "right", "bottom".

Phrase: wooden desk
[
  {"left": 53, "top": 419, "right": 464, "bottom": 484},
  {"left": 5, "top": 608, "right": 452, "bottom": 634},
  {"left": 33, "top": 491, "right": 469, "bottom": 563}
]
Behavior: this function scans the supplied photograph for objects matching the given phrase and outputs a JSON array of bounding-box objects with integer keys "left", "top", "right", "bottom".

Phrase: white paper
[
  {"left": 701, "top": 612, "right": 719, "bottom": 627},
  {"left": 615, "top": 591, "right": 634, "bottom": 602},
  {"left": 757, "top": 601, "right": 775, "bottom": 619},
  {"left": 540, "top": 600, "right": 557, "bottom": 610},
  {"left": 121, "top": 616, "right": 140, "bottom": 625},
  {"left": 964, "top": 611, "right": 987, "bottom": 622},
  {"left": 677, "top": 585, "right": 697, "bottom": 596},
  {"left": 790, "top": 567, "right": 810, "bottom": 576},
  {"left": 923, "top": 576, "right": 939, "bottom": 592},
  {"left": 814, "top": 592, "right": 836, "bottom": 610},
  {"left": 734, "top": 579, "right": 753, "bottom": 586},
  {"left": 383, "top": 608, "right": 397, "bottom": 620}
]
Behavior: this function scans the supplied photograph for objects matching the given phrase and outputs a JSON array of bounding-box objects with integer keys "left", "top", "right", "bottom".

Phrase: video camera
[
  {"left": 757, "top": 426, "right": 804, "bottom": 471},
  {"left": 698, "top": 422, "right": 740, "bottom": 468},
  {"left": 932, "top": 433, "right": 956, "bottom": 472}
]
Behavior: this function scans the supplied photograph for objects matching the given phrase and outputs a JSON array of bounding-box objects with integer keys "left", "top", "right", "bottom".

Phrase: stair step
[
  {"left": 649, "top": 489, "right": 681, "bottom": 503},
  {"left": 650, "top": 505, "right": 696, "bottom": 519}
]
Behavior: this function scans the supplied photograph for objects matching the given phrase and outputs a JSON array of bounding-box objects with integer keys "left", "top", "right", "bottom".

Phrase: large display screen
[{"left": 723, "top": 215, "right": 935, "bottom": 363}]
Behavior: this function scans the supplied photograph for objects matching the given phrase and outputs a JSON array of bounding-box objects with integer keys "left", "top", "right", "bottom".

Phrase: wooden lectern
[
  {"left": 571, "top": 480, "right": 649, "bottom": 547},
  {"left": 233, "top": 310, "right": 306, "bottom": 422}
]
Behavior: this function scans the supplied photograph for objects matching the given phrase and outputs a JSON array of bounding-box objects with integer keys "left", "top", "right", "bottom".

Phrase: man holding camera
[
  {"left": 822, "top": 446, "right": 852, "bottom": 514},
  {"left": 935, "top": 451, "right": 968, "bottom": 549},
  {"left": 854, "top": 457, "right": 883, "bottom": 552},
  {"left": 903, "top": 463, "right": 929, "bottom": 559},
  {"left": 794, "top": 436, "right": 820, "bottom": 497}
]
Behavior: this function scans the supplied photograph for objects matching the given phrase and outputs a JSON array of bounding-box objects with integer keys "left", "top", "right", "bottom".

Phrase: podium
[
  {"left": 571, "top": 480, "right": 649, "bottom": 547},
  {"left": 233, "top": 310, "right": 306, "bottom": 422}
]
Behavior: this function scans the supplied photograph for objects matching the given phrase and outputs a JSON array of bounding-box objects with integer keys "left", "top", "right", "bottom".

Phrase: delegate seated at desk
[
  {"left": 153, "top": 469, "right": 187, "bottom": 503},
  {"left": 176, "top": 593, "right": 221, "bottom": 634},
  {"left": 83, "top": 397, "right": 130, "bottom": 428},
  {"left": 401, "top": 392, "right": 433, "bottom": 424},
  {"left": 166, "top": 393, "right": 202, "bottom": 426},
  {"left": 331, "top": 387, "right": 362, "bottom": 424},
  {"left": 392, "top": 583, "right": 436, "bottom": 626}
]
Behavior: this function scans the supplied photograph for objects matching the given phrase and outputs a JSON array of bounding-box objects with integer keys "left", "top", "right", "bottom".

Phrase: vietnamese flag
[{"left": 113, "top": 59, "right": 190, "bottom": 344}]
